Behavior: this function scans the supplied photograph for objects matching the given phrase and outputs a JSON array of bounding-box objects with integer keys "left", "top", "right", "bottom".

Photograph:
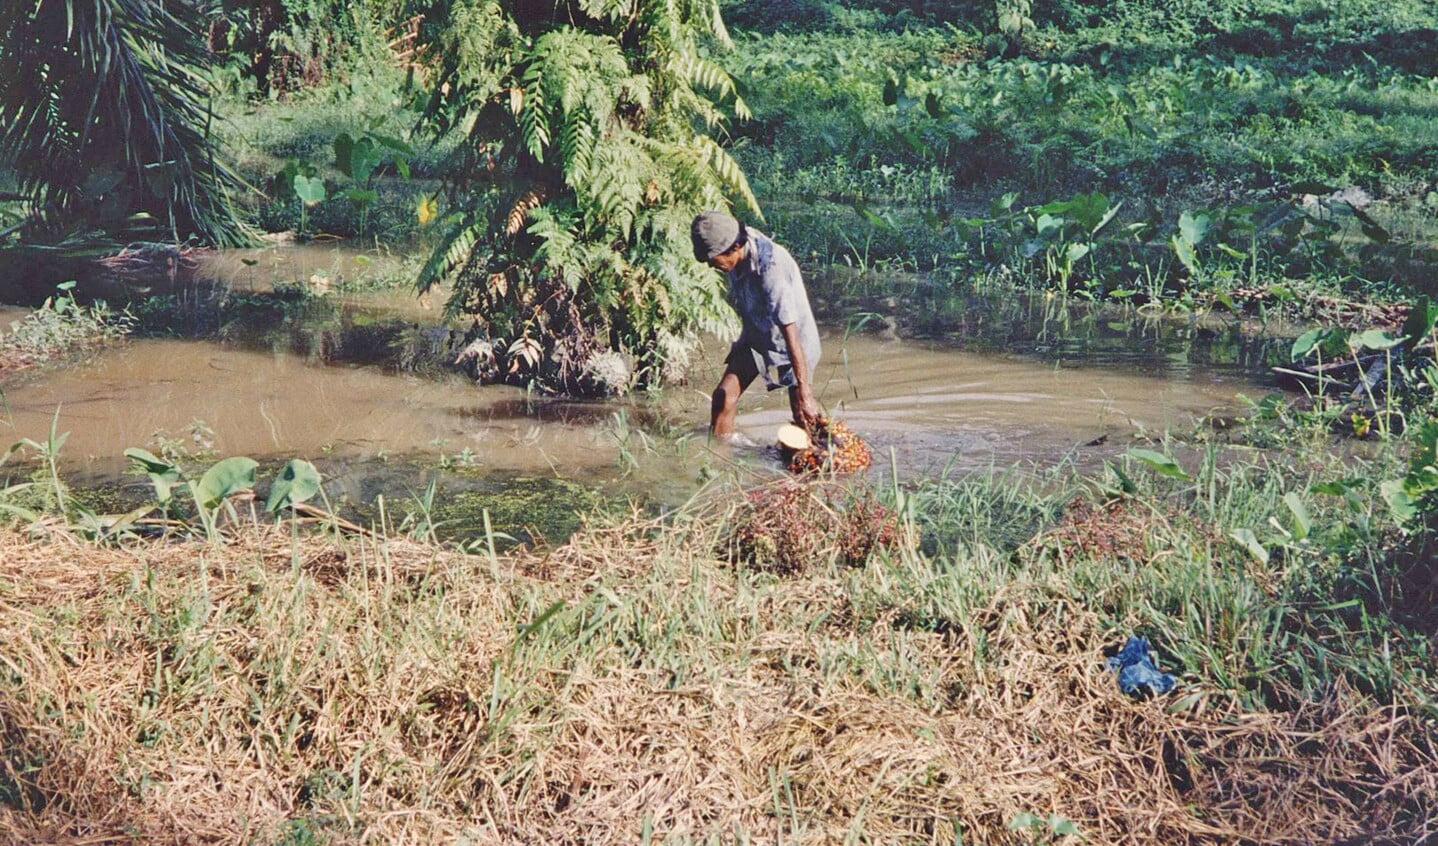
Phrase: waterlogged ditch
[{"left": 0, "top": 245, "right": 1293, "bottom": 544}]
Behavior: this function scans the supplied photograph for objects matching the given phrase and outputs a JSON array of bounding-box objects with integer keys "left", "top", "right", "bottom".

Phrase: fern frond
[
  {"left": 696, "top": 135, "right": 760, "bottom": 216},
  {"left": 416, "top": 212, "right": 485, "bottom": 295},
  {"left": 561, "top": 118, "right": 595, "bottom": 188},
  {"left": 519, "top": 64, "right": 550, "bottom": 162},
  {"left": 675, "top": 55, "right": 736, "bottom": 102}
]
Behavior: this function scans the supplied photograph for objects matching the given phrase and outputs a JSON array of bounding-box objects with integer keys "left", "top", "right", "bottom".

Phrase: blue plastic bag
[{"left": 1107, "top": 635, "right": 1176, "bottom": 696}]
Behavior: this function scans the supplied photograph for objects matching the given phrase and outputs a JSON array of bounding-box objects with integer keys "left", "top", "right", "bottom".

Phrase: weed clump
[{"left": 726, "top": 481, "right": 899, "bottom": 574}]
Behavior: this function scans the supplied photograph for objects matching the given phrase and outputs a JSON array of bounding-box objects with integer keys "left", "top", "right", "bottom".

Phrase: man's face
[{"left": 707, "top": 239, "right": 746, "bottom": 273}]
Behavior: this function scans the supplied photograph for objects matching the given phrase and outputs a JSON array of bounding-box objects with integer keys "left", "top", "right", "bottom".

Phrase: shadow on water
[{"left": 1, "top": 245, "right": 1297, "bottom": 543}]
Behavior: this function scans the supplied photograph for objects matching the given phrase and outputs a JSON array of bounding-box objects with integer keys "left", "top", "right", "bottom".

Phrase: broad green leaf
[
  {"left": 333, "top": 132, "right": 355, "bottom": 176},
  {"left": 1090, "top": 199, "right": 1123, "bottom": 236},
  {"left": 1350, "top": 329, "right": 1403, "bottom": 351},
  {"left": 1065, "top": 242, "right": 1090, "bottom": 263},
  {"left": 1380, "top": 479, "right": 1418, "bottom": 523},
  {"left": 124, "top": 447, "right": 183, "bottom": 504},
  {"left": 293, "top": 175, "right": 326, "bottom": 206},
  {"left": 1178, "top": 211, "right": 1210, "bottom": 246},
  {"left": 265, "top": 459, "right": 322, "bottom": 513},
  {"left": 124, "top": 447, "right": 176, "bottom": 475},
  {"left": 1230, "top": 528, "right": 1269, "bottom": 564},
  {"left": 1007, "top": 812, "right": 1044, "bottom": 831},
  {"left": 1128, "top": 448, "right": 1192, "bottom": 481},
  {"left": 1291, "top": 328, "right": 1323, "bottom": 361},
  {"left": 1282, "top": 492, "right": 1311, "bottom": 541},
  {"left": 1172, "top": 235, "right": 1199, "bottom": 275},
  {"left": 1035, "top": 213, "right": 1064, "bottom": 237},
  {"left": 195, "top": 457, "right": 259, "bottom": 510},
  {"left": 1049, "top": 815, "right": 1080, "bottom": 836}
]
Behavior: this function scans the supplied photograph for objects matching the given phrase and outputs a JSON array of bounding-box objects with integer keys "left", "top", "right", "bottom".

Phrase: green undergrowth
[
  {"left": 0, "top": 281, "right": 133, "bottom": 374},
  {"left": 724, "top": 5, "right": 1438, "bottom": 307}
]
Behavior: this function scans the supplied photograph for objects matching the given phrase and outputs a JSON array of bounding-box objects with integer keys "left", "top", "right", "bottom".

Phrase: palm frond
[{"left": 0, "top": 0, "right": 250, "bottom": 245}]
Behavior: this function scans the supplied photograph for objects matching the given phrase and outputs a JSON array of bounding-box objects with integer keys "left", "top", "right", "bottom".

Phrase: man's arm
[{"left": 781, "top": 321, "right": 821, "bottom": 427}]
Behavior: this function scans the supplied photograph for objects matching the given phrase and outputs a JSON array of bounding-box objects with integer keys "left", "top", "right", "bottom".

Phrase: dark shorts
[{"left": 726, "top": 342, "right": 796, "bottom": 390}]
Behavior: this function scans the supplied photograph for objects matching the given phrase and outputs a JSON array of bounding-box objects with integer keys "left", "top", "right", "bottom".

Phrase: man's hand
[
  {"left": 793, "top": 381, "right": 821, "bottom": 428},
  {"left": 780, "top": 321, "right": 822, "bottom": 428}
]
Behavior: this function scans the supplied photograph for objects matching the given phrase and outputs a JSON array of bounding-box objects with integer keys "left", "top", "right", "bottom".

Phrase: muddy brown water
[{"left": 1, "top": 245, "right": 1284, "bottom": 519}]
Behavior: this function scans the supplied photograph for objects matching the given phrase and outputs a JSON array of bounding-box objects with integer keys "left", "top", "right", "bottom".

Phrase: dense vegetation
[{"left": 2, "top": 0, "right": 1438, "bottom": 842}]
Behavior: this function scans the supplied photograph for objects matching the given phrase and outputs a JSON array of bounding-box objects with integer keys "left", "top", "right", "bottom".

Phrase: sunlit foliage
[{"left": 416, "top": 0, "right": 758, "bottom": 393}]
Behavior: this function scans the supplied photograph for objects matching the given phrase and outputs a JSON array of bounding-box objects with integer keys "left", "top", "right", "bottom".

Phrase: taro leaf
[
  {"left": 1380, "top": 479, "right": 1418, "bottom": 524},
  {"left": 1033, "top": 197, "right": 1077, "bottom": 217},
  {"left": 348, "top": 137, "right": 381, "bottom": 184},
  {"left": 1350, "top": 329, "right": 1403, "bottom": 352},
  {"left": 1400, "top": 295, "right": 1438, "bottom": 344},
  {"left": 1291, "top": 327, "right": 1324, "bottom": 359},
  {"left": 266, "top": 459, "right": 322, "bottom": 514},
  {"left": 333, "top": 132, "right": 355, "bottom": 176},
  {"left": 992, "top": 191, "right": 1019, "bottom": 214},
  {"left": 1172, "top": 234, "right": 1199, "bottom": 275},
  {"left": 1091, "top": 199, "right": 1123, "bottom": 236},
  {"left": 1034, "top": 213, "right": 1064, "bottom": 237},
  {"left": 1292, "top": 327, "right": 1349, "bottom": 361},
  {"left": 274, "top": 159, "right": 300, "bottom": 195},
  {"left": 1064, "top": 192, "right": 1110, "bottom": 232},
  {"left": 1178, "top": 210, "right": 1210, "bottom": 246},
  {"left": 1230, "top": 528, "right": 1269, "bottom": 564},
  {"left": 1283, "top": 491, "right": 1312, "bottom": 541},
  {"left": 195, "top": 457, "right": 259, "bottom": 511},
  {"left": 293, "top": 175, "right": 326, "bottom": 206},
  {"left": 1065, "top": 242, "right": 1090, "bottom": 263},
  {"left": 124, "top": 447, "right": 183, "bottom": 505},
  {"left": 1128, "top": 448, "right": 1192, "bottom": 481}
]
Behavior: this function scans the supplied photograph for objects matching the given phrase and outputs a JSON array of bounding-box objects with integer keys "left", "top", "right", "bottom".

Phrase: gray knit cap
[{"left": 691, "top": 211, "right": 746, "bottom": 262}]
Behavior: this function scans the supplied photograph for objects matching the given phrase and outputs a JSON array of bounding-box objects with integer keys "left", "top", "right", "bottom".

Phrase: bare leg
[{"left": 711, "top": 353, "right": 759, "bottom": 436}]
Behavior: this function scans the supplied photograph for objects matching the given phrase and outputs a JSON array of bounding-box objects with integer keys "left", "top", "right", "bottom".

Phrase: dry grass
[{"left": 0, "top": 501, "right": 1434, "bottom": 845}]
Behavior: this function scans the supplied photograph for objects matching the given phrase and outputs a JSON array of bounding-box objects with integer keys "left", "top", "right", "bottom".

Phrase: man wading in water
[{"left": 691, "top": 211, "right": 822, "bottom": 442}]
